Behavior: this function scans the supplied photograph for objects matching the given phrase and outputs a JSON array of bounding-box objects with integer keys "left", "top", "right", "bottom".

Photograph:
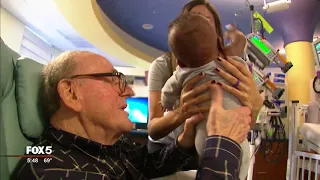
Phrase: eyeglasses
[{"left": 68, "top": 72, "right": 128, "bottom": 94}]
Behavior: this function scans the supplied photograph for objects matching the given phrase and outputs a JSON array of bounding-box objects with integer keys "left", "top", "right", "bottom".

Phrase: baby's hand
[{"left": 224, "top": 24, "right": 245, "bottom": 41}]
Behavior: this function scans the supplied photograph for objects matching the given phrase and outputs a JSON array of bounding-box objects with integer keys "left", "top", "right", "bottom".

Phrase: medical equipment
[
  {"left": 248, "top": 4, "right": 269, "bottom": 37},
  {"left": 247, "top": 99, "right": 288, "bottom": 180},
  {"left": 247, "top": 75, "right": 288, "bottom": 180},
  {"left": 247, "top": 129, "right": 260, "bottom": 180},
  {"left": 312, "top": 38, "right": 320, "bottom": 93},
  {"left": 263, "top": 0, "right": 292, "bottom": 14},
  {"left": 244, "top": 47, "right": 285, "bottom": 100},
  {"left": 261, "top": 99, "right": 287, "bottom": 147},
  {"left": 244, "top": 33, "right": 294, "bottom": 100},
  {"left": 244, "top": 36, "right": 288, "bottom": 180},
  {"left": 246, "top": 33, "right": 293, "bottom": 73},
  {"left": 247, "top": 3, "right": 289, "bottom": 72},
  {"left": 252, "top": 67, "right": 285, "bottom": 99},
  {"left": 224, "top": 25, "right": 286, "bottom": 99},
  {"left": 287, "top": 101, "right": 320, "bottom": 180},
  {"left": 261, "top": 99, "right": 286, "bottom": 141}
]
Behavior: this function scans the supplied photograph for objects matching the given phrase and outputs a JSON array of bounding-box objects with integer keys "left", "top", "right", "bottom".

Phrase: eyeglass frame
[{"left": 67, "top": 72, "right": 128, "bottom": 94}]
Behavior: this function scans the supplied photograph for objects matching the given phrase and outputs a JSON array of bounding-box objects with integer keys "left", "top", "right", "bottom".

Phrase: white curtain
[{"left": 19, "top": 27, "right": 62, "bottom": 64}]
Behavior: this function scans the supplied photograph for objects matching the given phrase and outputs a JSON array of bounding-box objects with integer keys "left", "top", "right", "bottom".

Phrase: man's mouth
[{"left": 121, "top": 104, "right": 127, "bottom": 110}]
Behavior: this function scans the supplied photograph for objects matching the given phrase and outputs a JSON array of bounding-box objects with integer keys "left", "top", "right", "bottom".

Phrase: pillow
[{"left": 15, "top": 58, "right": 46, "bottom": 138}]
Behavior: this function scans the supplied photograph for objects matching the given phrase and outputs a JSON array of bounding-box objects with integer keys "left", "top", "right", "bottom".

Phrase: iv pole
[{"left": 247, "top": 4, "right": 257, "bottom": 180}]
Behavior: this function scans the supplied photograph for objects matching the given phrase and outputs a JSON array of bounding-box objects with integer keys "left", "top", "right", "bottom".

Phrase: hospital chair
[{"left": 0, "top": 38, "right": 47, "bottom": 180}]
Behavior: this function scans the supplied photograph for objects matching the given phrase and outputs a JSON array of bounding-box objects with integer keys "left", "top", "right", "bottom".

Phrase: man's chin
[{"left": 122, "top": 119, "right": 134, "bottom": 132}]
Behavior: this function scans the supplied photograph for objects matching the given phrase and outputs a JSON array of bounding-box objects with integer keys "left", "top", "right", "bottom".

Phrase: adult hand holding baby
[
  {"left": 207, "top": 84, "right": 251, "bottom": 144},
  {"left": 174, "top": 73, "right": 211, "bottom": 120},
  {"left": 214, "top": 56, "right": 263, "bottom": 129},
  {"left": 176, "top": 73, "right": 212, "bottom": 149}
]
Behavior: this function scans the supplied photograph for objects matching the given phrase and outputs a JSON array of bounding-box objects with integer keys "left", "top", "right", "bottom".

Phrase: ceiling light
[
  {"left": 142, "top": 24, "right": 153, "bottom": 30},
  {"left": 235, "top": 12, "right": 242, "bottom": 17}
]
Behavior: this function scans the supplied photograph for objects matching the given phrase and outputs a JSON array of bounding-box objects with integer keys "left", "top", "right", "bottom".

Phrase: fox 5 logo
[{"left": 25, "top": 146, "right": 53, "bottom": 155}]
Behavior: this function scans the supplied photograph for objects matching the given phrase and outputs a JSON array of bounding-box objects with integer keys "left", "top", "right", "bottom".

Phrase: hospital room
[{"left": 0, "top": 0, "right": 319, "bottom": 179}]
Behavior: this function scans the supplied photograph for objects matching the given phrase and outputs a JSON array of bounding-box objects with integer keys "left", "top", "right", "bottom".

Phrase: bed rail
[{"left": 287, "top": 101, "right": 320, "bottom": 180}]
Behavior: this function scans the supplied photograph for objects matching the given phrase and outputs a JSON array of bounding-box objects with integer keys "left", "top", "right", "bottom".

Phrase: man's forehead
[
  {"left": 77, "top": 53, "right": 114, "bottom": 73},
  {"left": 111, "top": 68, "right": 118, "bottom": 73}
]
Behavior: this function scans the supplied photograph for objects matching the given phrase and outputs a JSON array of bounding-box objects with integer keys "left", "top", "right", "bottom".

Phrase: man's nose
[{"left": 122, "top": 85, "right": 135, "bottom": 97}]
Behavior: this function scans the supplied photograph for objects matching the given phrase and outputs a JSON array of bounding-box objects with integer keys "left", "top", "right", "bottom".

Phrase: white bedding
[{"left": 300, "top": 123, "right": 320, "bottom": 148}]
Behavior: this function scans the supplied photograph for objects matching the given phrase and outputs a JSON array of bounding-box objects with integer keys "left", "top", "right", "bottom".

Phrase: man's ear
[{"left": 57, "top": 80, "right": 82, "bottom": 112}]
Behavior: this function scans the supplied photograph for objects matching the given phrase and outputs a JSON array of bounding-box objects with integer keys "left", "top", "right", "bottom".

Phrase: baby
[{"left": 162, "top": 13, "right": 250, "bottom": 180}]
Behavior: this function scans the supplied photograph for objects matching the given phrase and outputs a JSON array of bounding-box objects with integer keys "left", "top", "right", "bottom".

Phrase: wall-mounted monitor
[
  {"left": 125, "top": 97, "right": 148, "bottom": 129},
  {"left": 313, "top": 38, "right": 320, "bottom": 66}
]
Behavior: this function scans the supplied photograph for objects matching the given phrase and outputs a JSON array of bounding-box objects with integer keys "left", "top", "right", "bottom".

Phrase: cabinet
[{"left": 253, "top": 140, "right": 288, "bottom": 180}]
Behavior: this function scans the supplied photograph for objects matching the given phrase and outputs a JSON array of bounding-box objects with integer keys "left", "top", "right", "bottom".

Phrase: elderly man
[{"left": 17, "top": 50, "right": 251, "bottom": 180}]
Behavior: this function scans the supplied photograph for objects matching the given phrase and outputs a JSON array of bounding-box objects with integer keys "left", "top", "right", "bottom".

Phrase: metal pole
[{"left": 250, "top": 5, "right": 254, "bottom": 33}]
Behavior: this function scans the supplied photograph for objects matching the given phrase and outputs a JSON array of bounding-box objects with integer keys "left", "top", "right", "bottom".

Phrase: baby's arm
[{"left": 161, "top": 75, "right": 182, "bottom": 111}]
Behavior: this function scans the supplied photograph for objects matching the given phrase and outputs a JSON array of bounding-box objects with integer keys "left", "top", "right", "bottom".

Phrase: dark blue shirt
[
  {"left": 197, "top": 136, "right": 242, "bottom": 179},
  {"left": 17, "top": 126, "right": 241, "bottom": 179}
]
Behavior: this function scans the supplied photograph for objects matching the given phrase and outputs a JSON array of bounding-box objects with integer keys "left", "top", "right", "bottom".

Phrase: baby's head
[{"left": 168, "top": 13, "right": 218, "bottom": 68}]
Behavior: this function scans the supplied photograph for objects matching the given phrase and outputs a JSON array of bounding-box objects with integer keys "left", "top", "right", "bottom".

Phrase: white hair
[{"left": 41, "top": 50, "right": 90, "bottom": 117}]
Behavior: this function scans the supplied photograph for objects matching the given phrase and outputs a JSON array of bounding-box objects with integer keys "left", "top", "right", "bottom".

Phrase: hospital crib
[{"left": 287, "top": 101, "right": 320, "bottom": 180}]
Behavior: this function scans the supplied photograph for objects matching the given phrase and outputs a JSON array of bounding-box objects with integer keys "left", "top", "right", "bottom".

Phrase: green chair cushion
[
  {"left": 1, "top": 38, "right": 33, "bottom": 179},
  {"left": 0, "top": 38, "right": 19, "bottom": 102},
  {"left": 15, "top": 58, "right": 47, "bottom": 138}
]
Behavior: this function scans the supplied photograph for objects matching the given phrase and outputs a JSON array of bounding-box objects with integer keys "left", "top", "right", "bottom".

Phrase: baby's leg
[
  {"left": 239, "top": 139, "right": 250, "bottom": 180},
  {"left": 195, "top": 118, "right": 207, "bottom": 159},
  {"left": 195, "top": 119, "right": 251, "bottom": 179}
]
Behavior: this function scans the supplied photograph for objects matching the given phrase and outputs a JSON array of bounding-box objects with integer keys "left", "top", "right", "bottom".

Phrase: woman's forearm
[{"left": 148, "top": 110, "right": 185, "bottom": 140}]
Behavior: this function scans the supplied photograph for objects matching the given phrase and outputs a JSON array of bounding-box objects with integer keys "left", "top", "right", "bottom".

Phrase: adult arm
[
  {"left": 137, "top": 138, "right": 198, "bottom": 179},
  {"left": 139, "top": 98, "right": 208, "bottom": 179},
  {"left": 161, "top": 74, "right": 182, "bottom": 110},
  {"left": 148, "top": 75, "right": 210, "bottom": 140},
  {"left": 196, "top": 136, "right": 242, "bottom": 180},
  {"left": 148, "top": 57, "right": 188, "bottom": 140},
  {"left": 148, "top": 90, "right": 187, "bottom": 140}
]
